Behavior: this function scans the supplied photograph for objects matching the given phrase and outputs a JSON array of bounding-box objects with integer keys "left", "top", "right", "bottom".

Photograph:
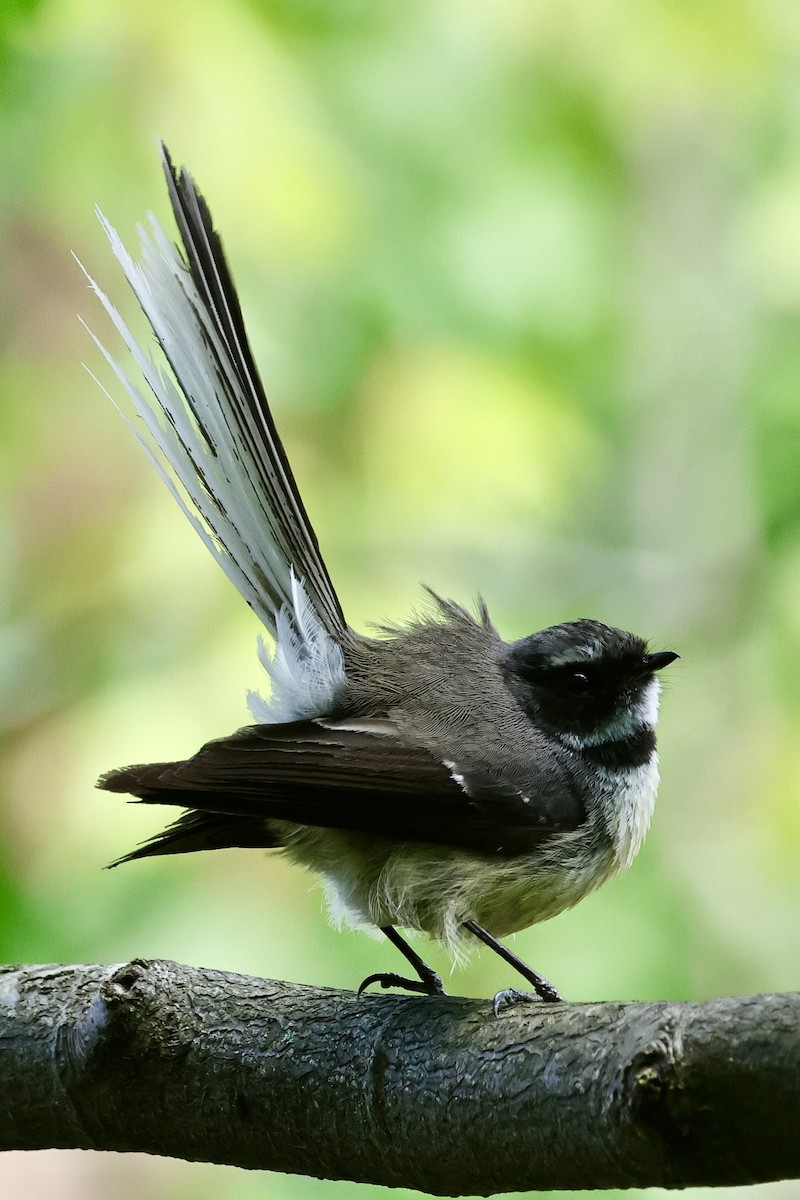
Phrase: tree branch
[{"left": 0, "top": 960, "right": 797, "bottom": 1194}]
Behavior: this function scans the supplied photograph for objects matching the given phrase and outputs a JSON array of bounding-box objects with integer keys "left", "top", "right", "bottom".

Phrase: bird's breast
[{"left": 597, "top": 754, "right": 660, "bottom": 869}]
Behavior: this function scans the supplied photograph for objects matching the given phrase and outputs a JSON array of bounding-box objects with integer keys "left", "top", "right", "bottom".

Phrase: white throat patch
[{"left": 559, "top": 677, "right": 661, "bottom": 751}]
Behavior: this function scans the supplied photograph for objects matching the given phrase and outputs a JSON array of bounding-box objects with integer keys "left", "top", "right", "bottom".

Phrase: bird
[{"left": 81, "top": 145, "right": 677, "bottom": 1011}]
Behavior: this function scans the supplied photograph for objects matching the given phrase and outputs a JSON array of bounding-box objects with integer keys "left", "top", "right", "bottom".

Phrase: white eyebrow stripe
[{"left": 548, "top": 641, "right": 603, "bottom": 666}]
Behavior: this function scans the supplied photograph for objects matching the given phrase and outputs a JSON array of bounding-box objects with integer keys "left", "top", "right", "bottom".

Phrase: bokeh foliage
[{"left": 1, "top": 1, "right": 799, "bottom": 1197}]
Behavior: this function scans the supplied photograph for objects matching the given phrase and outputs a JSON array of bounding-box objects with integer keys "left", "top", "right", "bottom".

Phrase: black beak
[{"left": 641, "top": 651, "right": 679, "bottom": 674}]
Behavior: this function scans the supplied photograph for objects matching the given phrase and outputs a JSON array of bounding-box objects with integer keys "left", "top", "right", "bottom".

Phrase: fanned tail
[{"left": 80, "top": 144, "right": 346, "bottom": 645}]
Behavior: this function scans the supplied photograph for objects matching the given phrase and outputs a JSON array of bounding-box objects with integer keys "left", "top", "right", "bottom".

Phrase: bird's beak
[{"left": 641, "top": 651, "right": 679, "bottom": 674}]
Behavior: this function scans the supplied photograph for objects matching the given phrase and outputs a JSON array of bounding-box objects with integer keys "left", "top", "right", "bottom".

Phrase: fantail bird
[{"left": 82, "top": 146, "right": 677, "bottom": 1011}]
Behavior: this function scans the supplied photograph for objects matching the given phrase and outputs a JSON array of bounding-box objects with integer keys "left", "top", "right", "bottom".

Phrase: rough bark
[{"left": 0, "top": 960, "right": 797, "bottom": 1195}]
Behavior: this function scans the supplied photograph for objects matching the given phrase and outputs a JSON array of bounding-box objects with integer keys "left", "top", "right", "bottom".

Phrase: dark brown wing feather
[{"left": 100, "top": 718, "right": 585, "bottom": 863}]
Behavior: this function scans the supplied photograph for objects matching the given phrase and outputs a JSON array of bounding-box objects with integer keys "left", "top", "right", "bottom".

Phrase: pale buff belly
[{"left": 278, "top": 822, "right": 620, "bottom": 953}]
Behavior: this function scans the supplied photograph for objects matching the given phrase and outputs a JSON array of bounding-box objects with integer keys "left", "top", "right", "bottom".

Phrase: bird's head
[{"left": 503, "top": 619, "right": 678, "bottom": 748}]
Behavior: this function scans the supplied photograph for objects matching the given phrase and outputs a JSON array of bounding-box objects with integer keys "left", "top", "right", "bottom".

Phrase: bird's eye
[{"left": 565, "top": 671, "right": 590, "bottom": 696}]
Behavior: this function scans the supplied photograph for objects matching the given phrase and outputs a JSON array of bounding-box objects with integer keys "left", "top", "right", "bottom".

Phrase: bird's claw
[
  {"left": 358, "top": 970, "right": 444, "bottom": 997},
  {"left": 492, "top": 984, "right": 564, "bottom": 1016}
]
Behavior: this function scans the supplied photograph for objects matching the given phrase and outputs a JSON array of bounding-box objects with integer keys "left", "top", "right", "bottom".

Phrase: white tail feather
[
  {"left": 248, "top": 573, "right": 346, "bottom": 722},
  {"left": 79, "top": 214, "right": 296, "bottom": 635},
  {"left": 80, "top": 153, "right": 349, "bottom": 725}
]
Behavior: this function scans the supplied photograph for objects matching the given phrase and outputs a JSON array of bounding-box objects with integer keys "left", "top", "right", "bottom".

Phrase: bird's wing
[
  {"left": 100, "top": 718, "right": 585, "bottom": 864},
  {"left": 80, "top": 145, "right": 345, "bottom": 642}
]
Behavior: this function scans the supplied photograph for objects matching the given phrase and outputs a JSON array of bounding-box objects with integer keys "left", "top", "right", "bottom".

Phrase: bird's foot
[
  {"left": 358, "top": 970, "right": 445, "bottom": 997},
  {"left": 492, "top": 982, "right": 564, "bottom": 1016},
  {"left": 460, "top": 918, "right": 563, "bottom": 1012}
]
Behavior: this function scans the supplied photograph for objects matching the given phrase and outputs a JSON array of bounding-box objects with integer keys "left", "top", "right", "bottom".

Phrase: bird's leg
[
  {"left": 358, "top": 925, "right": 445, "bottom": 997},
  {"left": 462, "top": 918, "right": 563, "bottom": 1013}
]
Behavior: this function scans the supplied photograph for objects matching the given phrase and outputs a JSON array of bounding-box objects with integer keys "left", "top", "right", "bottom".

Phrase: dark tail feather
[
  {"left": 85, "top": 146, "right": 346, "bottom": 641},
  {"left": 159, "top": 145, "right": 347, "bottom": 639},
  {"left": 108, "top": 810, "right": 280, "bottom": 867}
]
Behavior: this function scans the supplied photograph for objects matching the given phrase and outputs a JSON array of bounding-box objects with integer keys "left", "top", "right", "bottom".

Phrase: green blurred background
[{"left": 2, "top": 0, "right": 799, "bottom": 1197}]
